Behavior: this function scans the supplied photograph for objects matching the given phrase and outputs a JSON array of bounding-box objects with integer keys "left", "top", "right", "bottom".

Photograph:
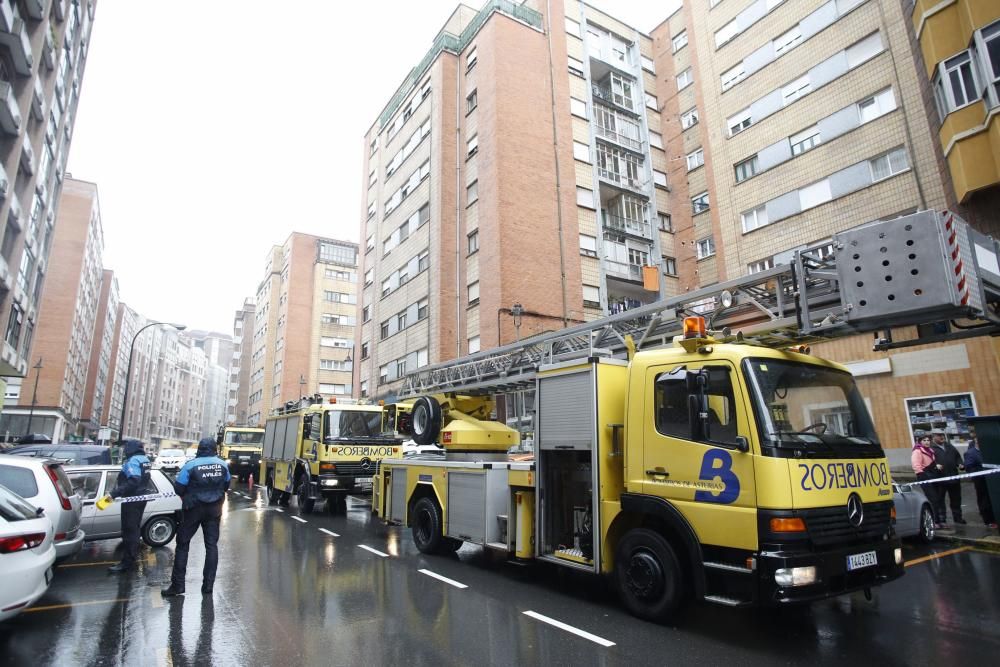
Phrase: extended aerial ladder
[{"left": 399, "top": 209, "right": 1000, "bottom": 398}]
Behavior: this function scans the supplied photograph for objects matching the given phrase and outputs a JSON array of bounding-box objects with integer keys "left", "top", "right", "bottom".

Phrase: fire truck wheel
[
  {"left": 297, "top": 480, "right": 315, "bottom": 514},
  {"left": 267, "top": 476, "right": 280, "bottom": 506},
  {"left": 615, "top": 528, "right": 683, "bottom": 623},
  {"left": 411, "top": 397, "right": 443, "bottom": 447},
  {"left": 411, "top": 496, "right": 445, "bottom": 554}
]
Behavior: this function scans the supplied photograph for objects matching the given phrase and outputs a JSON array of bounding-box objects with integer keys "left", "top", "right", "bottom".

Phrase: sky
[{"left": 67, "top": 1, "right": 677, "bottom": 334}]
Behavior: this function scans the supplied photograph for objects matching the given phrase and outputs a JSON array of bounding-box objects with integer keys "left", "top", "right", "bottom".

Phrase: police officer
[
  {"left": 107, "top": 439, "right": 152, "bottom": 573},
  {"left": 162, "top": 437, "right": 231, "bottom": 597}
]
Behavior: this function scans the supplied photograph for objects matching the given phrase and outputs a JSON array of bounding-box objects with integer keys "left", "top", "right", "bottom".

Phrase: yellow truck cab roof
[{"left": 631, "top": 341, "right": 851, "bottom": 374}]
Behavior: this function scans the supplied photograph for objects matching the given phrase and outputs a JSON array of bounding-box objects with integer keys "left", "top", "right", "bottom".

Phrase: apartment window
[
  {"left": 467, "top": 46, "right": 478, "bottom": 71},
  {"left": 728, "top": 109, "right": 751, "bottom": 135},
  {"left": 692, "top": 192, "right": 710, "bottom": 215},
  {"left": 418, "top": 298, "right": 428, "bottom": 320},
  {"left": 468, "top": 230, "right": 479, "bottom": 255},
  {"left": 468, "top": 281, "right": 480, "bottom": 305},
  {"left": 467, "top": 135, "right": 478, "bottom": 157},
  {"left": 576, "top": 186, "right": 595, "bottom": 208},
  {"left": 466, "top": 89, "right": 478, "bottom": 114},
  {"left": 573, "top": 141, "right": 590, "bottom": 162},
  {"left": 380, "top": 322, "right": 390, "bottom": 339},
  {"left": 645, "top": 93, "right": 658, "bottom": 110},
  {"left": 681, "top": 107, "right": 699, "bottom": 129},
  {"left": 734, "top": 156, "right": 758, "bottom": 183},
  {"left": 648, "top": 131, "right": 663, "bottom": 150},
  {"left": 468, "top": 336, "right": 481, "bottom": 354},
  {"left": 361, "top": 342, "right": 369, "bottom": 360},
  {"left": 364, "top": 268, "right": 373, "bottom": 286},
  {"left": 715, "top": 20, "right": 739, "bottom": 48},
  {"left": 934, "top": 51, "right": 980, "bottom": 117},
  {"left": 321, "top": 337, "right": 353, "bottom": 348},
  {"left": 379, "top": 365, "right": 389, "bottom": 385},
  {"left": 467, "top": 180, "right": 478, "bottom": 204},
  {"left": 570, "top": 97, "right": 587, "bottom": 118},
  {"left": 568, "top": 56, "right": 585, "bottom": 78},
  {"left": 397, "top": 311, "right": 408, "bottom": 330},
  {"left": 579, "top": 234, "right": 598, "bottom": 257},
  {"left": 396, "top": 358, "right": 407, "bottom": 377},
  {"left": 672, "top": 31, "right": 688, "bottom": 52},
  {"left": 641, "top": 56, "right": 655, "bottom": 73},
  {"left": 979, "top": 21, "right": 1000, "bottom": 93},
  {"left": 676, "top": 68, "right": 693, "bottom": 91},
  {"left": 582, "top": 285, "right": 601, "bottom": 307},
  {"left": 362, "top": 305, "right": 370, "bottom": 322},
  {"left": 741, "top": 205, "right": 769, "bottom": 233},
  {"left": 748, "top": 257, "right": 775, "bottom": 275},
  {"left": 5, "top": 304, "right": 22, "bottom": 348},
  {"left": 366, "top": 235, "right": 375, "bottom": 255},
  {"left": 657, "top": 213, "right": 672, "bottom": 232},
  {"left": 869, "top": 147, "right": 909, "bottom": 182},
  {"left": 721, "top": 63, "right": 746, "bottom": 91},
  {"left": 319, "top": 384, "right": 349, "bottom": 396},
  {"left": 653, "top": 170, "right": 668, "bottom": 188},
  {"left": 628, "top": 248, "right": 648, "bottom": 267},
  {"left": 799, "top": 179, "right": 833, "bottom": 210},
  {"left": 565, "top": 17, "right": 580, "bottom": 37},
  {"left": 858, "top": 88, "right": 896, "bottom": 123},
  {"left": 846, "top": 32, "right": 883, "bottom": 69},
  {"left": 696, "top": 237, "right": 715, "bottom": 260},
  {"left": 790, "top": 126, "right": 821, "bottom": 155},
  {"left": 324, "top": 291, "right": 356, "bottom": 304},
  {"left": 686, "top": 148, "right": 704, "bottom": 171},
  {"left": 663, "top": 256, "right": 677, "bottom": 276},
  {"left": 368, "top": 168, "right": 377, "bottom": 188},
  {"left": 774, "top": 26, "right": 802, "bottom": 56},
  {"left": 369, "top": 138, "right": 377, "bottom": 156},
  {"left": 782, "top": 75, "right": 811, "bottom": 105}
]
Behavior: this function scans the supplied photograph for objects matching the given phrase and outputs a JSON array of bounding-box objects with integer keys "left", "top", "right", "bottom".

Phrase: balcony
[
  {"left": 0, "top": 18, "right": 34, "bottom": 75},
  {"left": 594, "top": 123, "right": 642, "bottom": 152},
  {"left": 0, "top": 81, "right": 20, "bottom": 135},
  {"left": 605, "top": 260, "right": 643, "bottom": 282},
  {"left": 0, "top": 161, "right": 8, "bottom": 199},
  {"left": 42, "top": 27, "right": 54, "bottom": 69},
  {"left": 30, "top": 75, "right": 43, "bottom": 121},
  {"left": 19, "top": 139, "right": 34, "bottom": 175},
  {"left": 597, "top": 166, "right": 644, "bottom": 193},
  {"left": 603, "top": 213, "right": 650, "bottom": 238},
  {"left": 592, "top": 84, "right": 635, "bottom": 113},
  {"left": 54, "top": 0, "right": 68, "bottom": 22},
  {"left": 23, "top": 0, "right": 44, "bottom": 20}
]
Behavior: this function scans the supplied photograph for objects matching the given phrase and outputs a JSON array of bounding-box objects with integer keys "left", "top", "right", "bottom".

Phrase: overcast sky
[{"left": 66, "top": 1, "right": 677, "bottom": 335}]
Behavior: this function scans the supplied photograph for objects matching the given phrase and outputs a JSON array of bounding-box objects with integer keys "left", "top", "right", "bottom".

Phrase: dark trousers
[
  {"left": 940, "top": 481, "right": 963, "bottom": 522},
  {"left": 120, "top": 501, "right": 147, "bottom": 565},
  {"left": 916, "top": 472, "right": 944, "bottom": 523},
  {"left": 170, "top": 501, "right": 223, "bottom": 589},
  {"left": 973, "top": 478, "right": 996, "bottom": 525}
]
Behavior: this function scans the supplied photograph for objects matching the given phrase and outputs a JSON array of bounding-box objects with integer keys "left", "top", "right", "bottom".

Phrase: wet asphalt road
[{"left": 2, "top": 489, "right": 999, "bottom": 666}]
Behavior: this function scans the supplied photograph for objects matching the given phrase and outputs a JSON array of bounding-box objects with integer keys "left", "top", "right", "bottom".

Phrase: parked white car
[
  {"left": 0, "top": 454, "right": 83, "bottom": 560},
  {"left": 0, "top": 483, "right": 56, "bottom": 621},
  {"left": 152, "top": 448, "right": 186, "bottom": 474},
  {"left": 65, "top": 465, "right": 182, "bottom": 547},
  {"left": 893, "top": 482, "right": 936, "bottom": 542}
]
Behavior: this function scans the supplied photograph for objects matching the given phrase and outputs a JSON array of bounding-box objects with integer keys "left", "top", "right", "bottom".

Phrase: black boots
[{"left": 160, "top": 584, "right": 185, "bottom": 597}]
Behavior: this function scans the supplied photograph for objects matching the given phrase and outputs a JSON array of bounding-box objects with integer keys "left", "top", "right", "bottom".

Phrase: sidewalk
[{"left": 891, "top": 469, "right": 1000, "bottom": 550}]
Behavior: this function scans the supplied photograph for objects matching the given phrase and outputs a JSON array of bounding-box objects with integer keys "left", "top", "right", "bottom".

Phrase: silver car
[
  {"left": 893, "top": 482, "right": 935, "bottom": 542},
  {"left": 65, "top": 465, "right": 182, "bottom": 547},
  {"left": 0, "top": 454, "right": 84, "bottom": 560}
]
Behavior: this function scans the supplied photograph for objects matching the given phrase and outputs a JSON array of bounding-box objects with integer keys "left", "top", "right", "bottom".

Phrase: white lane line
[
  {"left": 358, "top": 545, "right": 389, "bottom": 558},
  {"left": 291, "top": 516, "right": 308, "bottom": 523},
  {"left": 318, "top": 528, "right": 340, "bottom": 537},
  {"left": 522, "top": 611, "right": 615, "bottom": 647},
  {"left": 275, "top": 508, "right": 284, "bottom": 513},
  {"left": 418, "top": 569, "right": 468, "bottom": 589}
]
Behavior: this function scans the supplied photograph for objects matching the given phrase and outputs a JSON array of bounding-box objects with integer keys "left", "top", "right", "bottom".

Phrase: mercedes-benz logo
[
  {"left": 846, "top": 493, "right": 864, "bottom": 528},
  {"left": 360, "top": 457, "right": 372, "bottom": 471}
]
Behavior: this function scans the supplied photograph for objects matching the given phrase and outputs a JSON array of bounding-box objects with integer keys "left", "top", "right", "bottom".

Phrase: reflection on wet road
[{"left": 2, "top": 489, "right": 999, "bottom": 666}]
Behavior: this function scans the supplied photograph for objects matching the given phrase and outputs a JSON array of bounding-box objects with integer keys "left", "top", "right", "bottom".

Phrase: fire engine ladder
[{"left": 398, "top": 210, "right": 1000, "bottom": 398}]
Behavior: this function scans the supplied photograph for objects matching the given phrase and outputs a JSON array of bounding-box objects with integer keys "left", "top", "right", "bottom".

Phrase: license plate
[
  {"left": 239, "top": 457, "right": 250, "bottom": 461},
  {"left": 357, "top": 477, "right": 372, "bottom": 484},
  {"left": 846, "top": 551, "right": 877, "bottom": 571},
  {"left": 45, "top": 567, "right": 53, "bottom": 585}
]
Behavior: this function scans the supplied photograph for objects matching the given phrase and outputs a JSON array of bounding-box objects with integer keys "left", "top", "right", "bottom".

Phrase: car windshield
[
  {"left": 0, "top": 484, "right": 37, "bottom": 521},
  {"left": 325, "top": 410, "right": 389, "bottom": 440},
  {"left": 160, "top": 449, "right": 185, "bottom": 457},
  {"left": 223, "top": 430, "right": 264, "bottom": 445},
  {"left": 744, "top": 358, "right": 881, "bottom": 457}
]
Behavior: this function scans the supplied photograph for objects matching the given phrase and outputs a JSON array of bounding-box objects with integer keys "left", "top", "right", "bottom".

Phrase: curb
[{"left": 935, "top": 532, "right": 1000, "bottom": 552}]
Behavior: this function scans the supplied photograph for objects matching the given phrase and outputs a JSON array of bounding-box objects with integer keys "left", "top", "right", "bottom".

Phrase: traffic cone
[{"left": 248, "top": 473, "right": 254, "bottom": 491}]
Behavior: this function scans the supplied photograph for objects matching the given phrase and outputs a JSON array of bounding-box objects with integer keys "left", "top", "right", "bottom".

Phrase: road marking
[
  {"left": 419, "top": 569, "right": 468, "bottom": 589},
  {"left": 905, "top": 545, "right": 971, "bottom": 567},
  {"left": 291, "top": 516, "right": 308, "bottom": 523},
  {"left": 24, "top": 598, "right": 131, "bottom": 613},
  {"left": 151, "top": 588, "right": 163, "bottom": 609},
  {"left": 156, "top": 647, "right": 172, "bottom": 667},
  {"left": 146, "top": 551, "right": 156, "bottom": 566},
  {"left": 275, "top": 508, "right": 284, "bottom": 513},
  {"left": 319, "top": 528, "right": 340, "bottom": 537},
  {"left": 358, "top": 545, "right": 389, "bottom": 558},
  {"left": 522, "top": 611, "right": 616, "bottom": 647},
  {"left": 57, "top": 560, "right": 118, "bottom": 568}
]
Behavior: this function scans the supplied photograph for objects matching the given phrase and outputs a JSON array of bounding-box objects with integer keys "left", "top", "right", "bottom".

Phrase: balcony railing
[
  {"left": 605, "top": 260, "right": 643, "bottom": 282},
  {"left": 604, "top": 213, "right": 650, "bottom": 238},
  {"left": 597, "top": 167, "right": 644, "bottom": 193},
  {"left": 607, "top": 296, "right": 647, "bottom": 315},
  {"left": 592, "top": 84, "right": 634, "bottom": 112},
  {"left": 0, "top": 81, "right": 20, "bottom": 136},
  {"left": 594, "top": 124, "right": 642, "bottom": 152},
  {"left": 0, "top": 18, "right": 33, "bottom": 75}
]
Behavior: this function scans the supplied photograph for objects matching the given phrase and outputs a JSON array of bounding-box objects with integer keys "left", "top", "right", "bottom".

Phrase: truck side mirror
[
  {"left": 688, "top": 394, "right": 710, "bottom": 441},
  {"left": 302, "top": 415, "right": 313, "bottom": 433}
]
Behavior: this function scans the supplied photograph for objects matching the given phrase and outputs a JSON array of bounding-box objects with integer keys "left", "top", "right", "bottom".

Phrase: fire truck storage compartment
[
  {"left": 446, "top": 467, "right": 509, "bottom": 545},
  {"left": 536, "top": 366, "right": 597, "bottom": 567},
  {"left": 389, "top": 468, "right": 407, "bottom": 524}
]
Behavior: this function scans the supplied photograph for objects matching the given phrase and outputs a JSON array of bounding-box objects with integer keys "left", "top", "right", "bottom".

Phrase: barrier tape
[
  {"left": 904, "top": 464, "right": 1000, "bottom": 487},
  {"left": 107, "top": 492, "right": 178, "bottom": 504}
]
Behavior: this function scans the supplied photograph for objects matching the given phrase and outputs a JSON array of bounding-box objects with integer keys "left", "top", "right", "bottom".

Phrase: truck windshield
[
  {"left": 224, "top": 431, "right": 264, "bottom": 445},
  {"left": 744, "top": 358, "right": 881, "bottom": 458},
  {"left": 325, "top": 411, "right": 387, "bottom": 440}
]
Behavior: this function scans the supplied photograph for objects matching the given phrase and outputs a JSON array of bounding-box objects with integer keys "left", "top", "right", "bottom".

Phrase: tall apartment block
[
  {"left": 246, "top": 234, "right": 358, "bottom": 426},
  {"left": 648, "top": 0, "right": 1000, "bottom": 454},
  {"left": 184, "top": 329, "right": 233, "bottom": 436},
  {"left": 79, "top": 266, "right": 115, "bottom": 435},
  {"left": 0, "top": 177, "right": 103, "bottom": 441},
  {"left": 101, "top": 299, "right": 136, "bottom": 440},
  {"left": 358, "top": 0, "right": 676, "bottom": 399},
  {"left": 227, "top": 298, "right": 254, "bottom": 425},
  {"left": 0, "top": 0, "right": 95, "bottom": 379}
]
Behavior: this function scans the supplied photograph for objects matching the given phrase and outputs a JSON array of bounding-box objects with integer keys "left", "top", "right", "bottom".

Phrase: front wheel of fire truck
[
  {"left": 615, "top": 528, "right": 684, "bottom": 623},
  {"left": 296, "top": 478, "right": 315, "bottom": 514},
  {"left": 411, "top": 496, "right": 448, "bottom": 554},
  {"left": 267, "top": 475, "right": 281, "bottom": 506}
]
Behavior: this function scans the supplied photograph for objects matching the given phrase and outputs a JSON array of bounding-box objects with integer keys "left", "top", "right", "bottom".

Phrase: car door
[
  {"left": 67, "top": 470, "right": 104, "bottom": 536},
  {"left": 643, "top": 362, "right": 758, "bottom": 551},
  {"left": 89, "top": 471, "right": 121, "bottom": 538}
]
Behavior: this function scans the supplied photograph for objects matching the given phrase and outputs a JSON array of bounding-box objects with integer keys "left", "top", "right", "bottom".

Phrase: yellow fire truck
[
  {"left": 261, "top": 397, "right": 402, "bottom": 514},
  {"left": 375, "top": 210, "right": 1000, "bottom": 621},
  {"left": 216, "top": 426, "right": 264, "bottom": 482}
]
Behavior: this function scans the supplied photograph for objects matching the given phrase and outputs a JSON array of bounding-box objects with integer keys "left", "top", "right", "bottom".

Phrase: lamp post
[
  {"left": 117, "top": 322, "right": 185, "bottom": 455},
  {"left": 23, "top": 357, "right": 43, "bottom": 438}
]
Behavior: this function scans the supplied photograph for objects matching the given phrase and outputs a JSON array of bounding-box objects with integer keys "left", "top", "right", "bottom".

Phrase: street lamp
[
  {"left": 23, "top": 357, "right": 43, "bottom": 438},
  {"left": 117, "top": 322, "right": 185, "bottom": 454}
]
